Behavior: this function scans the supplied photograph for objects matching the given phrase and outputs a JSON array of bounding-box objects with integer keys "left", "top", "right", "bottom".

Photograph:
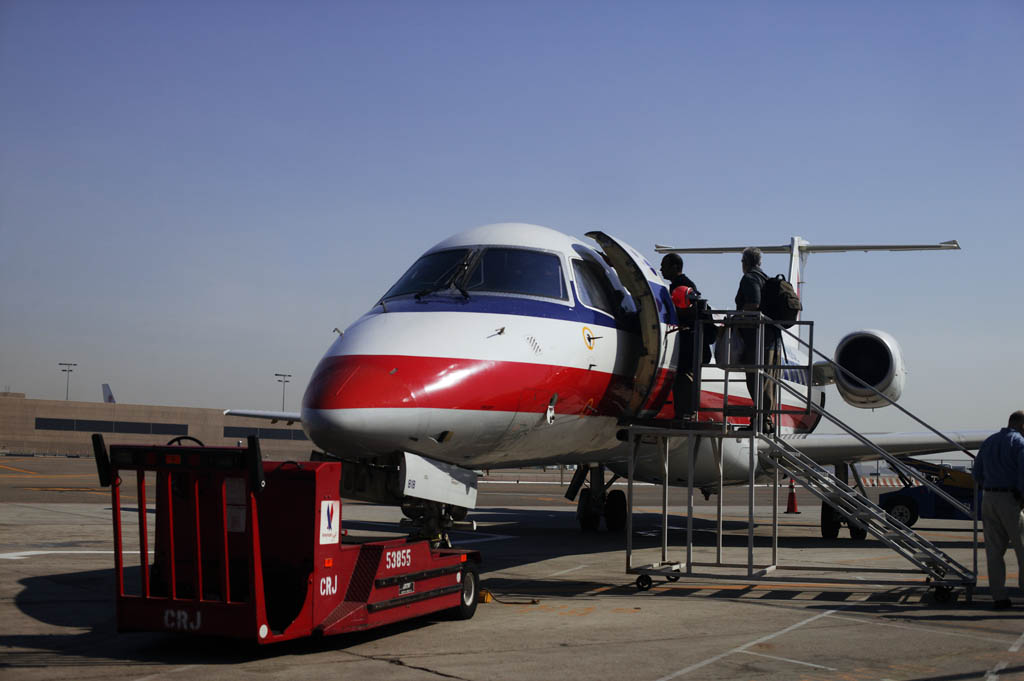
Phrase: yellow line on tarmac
[
  {"left": 0, "top": 473, "right": 94, "bottom": 478},
  {"left": 26, "top": 488, "right": 108, "bottom": 496},
  {"left": 0, "top": 463, "right": 40, "bottom": 474}
]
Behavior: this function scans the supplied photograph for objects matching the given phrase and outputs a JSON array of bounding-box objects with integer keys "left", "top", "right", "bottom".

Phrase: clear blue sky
[{"left": 1, "top": 1, "right": 1021, "bottom": 434}]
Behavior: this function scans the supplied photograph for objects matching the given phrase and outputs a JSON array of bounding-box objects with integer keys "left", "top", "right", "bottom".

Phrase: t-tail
[{"left": 655, "top": 237, "right": 961, "bottom": 419}]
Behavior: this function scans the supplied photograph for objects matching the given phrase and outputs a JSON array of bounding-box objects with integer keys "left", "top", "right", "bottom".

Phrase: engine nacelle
[{"left": 832, "top": 329, "right": 906, "bottom": 409}]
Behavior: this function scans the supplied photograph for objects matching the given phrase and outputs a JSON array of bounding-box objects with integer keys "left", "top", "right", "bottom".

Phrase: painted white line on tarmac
[
  {"left": 985, "top": 661, "right": 1008, "bottom": 680},
  {"left": 451, "top": 531, "right": 514, "bottom": 545},
  {"left": 133, "top": 664, "right": 198, "bottom": 681},
  {"left": 1009, "top": 630, "right": 1024, "bottom": 653},
  {"left": 547, "top": 565, "right": 586, "bottom": 578},
  {"left": 0, "top": 550, "right": 119, "bottom": 560},
  {"left": 736, "top": 649, "right": 837, "bottom": 671},
  {"left": 653, "top": 609, "right": 837, "bottom": 680},
  {"left": 828, "top": 613, "right": 1017, "bottom": 646}
]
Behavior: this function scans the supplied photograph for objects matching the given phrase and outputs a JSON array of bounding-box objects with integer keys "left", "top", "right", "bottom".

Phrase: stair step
[{"left": 766, "top": 435, "right": 975, "bottom": 587}]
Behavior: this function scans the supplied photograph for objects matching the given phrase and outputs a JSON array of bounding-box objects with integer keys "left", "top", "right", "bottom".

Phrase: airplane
[
  {"left": 102, "top": 383, "right": 116, "bottom": 404},
  {"left": 227, "top": 223, "right": 986, "bottom": 542}
]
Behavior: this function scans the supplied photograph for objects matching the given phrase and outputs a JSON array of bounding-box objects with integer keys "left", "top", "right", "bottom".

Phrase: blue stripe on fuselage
[{"left": 370, "top": 293, "right": 630, "bottom": 330}]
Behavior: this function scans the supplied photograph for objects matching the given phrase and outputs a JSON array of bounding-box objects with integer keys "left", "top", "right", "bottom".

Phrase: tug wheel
[{"left": 452, "top": 567, "right": 479, "bottom": 620}]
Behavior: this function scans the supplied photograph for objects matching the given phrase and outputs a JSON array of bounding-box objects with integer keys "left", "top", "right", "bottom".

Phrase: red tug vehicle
[{"left": 92, "top": 435, "right": 481, "bottom": 643}]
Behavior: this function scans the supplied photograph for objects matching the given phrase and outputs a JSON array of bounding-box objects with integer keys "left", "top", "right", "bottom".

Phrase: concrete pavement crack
[{"left": 350, "top": 652, "right": 473, "bottom": 681}]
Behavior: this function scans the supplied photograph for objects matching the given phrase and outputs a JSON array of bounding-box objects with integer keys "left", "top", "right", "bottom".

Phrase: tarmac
[{"left": 3, "top": 456, "right": 1024, "bottom": 681}]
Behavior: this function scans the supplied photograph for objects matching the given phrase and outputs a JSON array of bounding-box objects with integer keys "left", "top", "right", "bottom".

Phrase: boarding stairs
[
  {"left": 762, "top": 434, "right": 974, "bottom": 590},
  {"left": 755, "top": 316, "right": 978, "bottom": 594},
  {"left": 625, "top": 310, "right": 978, "bottom": 598}
]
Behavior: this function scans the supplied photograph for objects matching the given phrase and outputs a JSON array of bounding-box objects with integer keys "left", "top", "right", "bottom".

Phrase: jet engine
[{"left": 815, "top": 329, "right": 906, "bottom": 408}]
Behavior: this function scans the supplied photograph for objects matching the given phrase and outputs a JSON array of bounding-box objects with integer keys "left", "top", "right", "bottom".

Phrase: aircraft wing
[
  {"left": 223, "top": 409, "right": 302, "bottom": 425},
  {"left": 775, "top": 429, "right": 988, "bottom": 467}
]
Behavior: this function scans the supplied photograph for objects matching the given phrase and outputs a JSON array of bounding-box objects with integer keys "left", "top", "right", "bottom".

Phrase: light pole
[
  {"left": 58, "top": 362, "right": 77, "bottom": 400},
  {"left": 275, "top": 373, "right": 292, "bottom": 411}
]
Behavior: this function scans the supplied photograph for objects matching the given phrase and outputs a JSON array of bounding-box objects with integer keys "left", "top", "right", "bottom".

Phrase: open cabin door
[{"left": 586, "top": 231, "right": 677, "bottom": 419}]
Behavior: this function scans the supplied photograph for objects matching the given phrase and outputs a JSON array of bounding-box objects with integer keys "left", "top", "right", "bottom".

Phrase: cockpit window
[
  {"left": 572, "top": 260, "right": 616, "bottom": 316},
  {"left": 463, "top": 248, "right": 567, "bottom": 300},
  {"left": 570, "top": 244, "right": 635, "bottom": 318},
  {"left": 382, "top": 248, "right": 470, "bottom": 300}
]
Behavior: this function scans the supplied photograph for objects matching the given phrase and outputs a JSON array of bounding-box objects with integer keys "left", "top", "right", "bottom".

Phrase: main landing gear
[
  {"left": 567, "top": 465, "right": 626, "bottom": 532},
  {"left": 401, "top": 499, "right": 472, "bottom": 548},
  {"left": 820, "top": 463, "right": 868, "bottom": 541}
]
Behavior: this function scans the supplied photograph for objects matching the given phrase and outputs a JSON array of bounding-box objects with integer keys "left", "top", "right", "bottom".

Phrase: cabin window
[
  {"left": 464, "top": 248, "right": 567, "bottom": 300},
  {"left": 572, "top": 260, "right": 616, "bottom": 316},
  {"left": 382, "top": 249, "right": 471, "bottom": 300}
]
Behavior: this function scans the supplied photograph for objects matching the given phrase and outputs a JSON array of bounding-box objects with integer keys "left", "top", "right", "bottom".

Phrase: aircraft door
[{"left": 586, "top": 231, "right": 677, "bottom": 419}]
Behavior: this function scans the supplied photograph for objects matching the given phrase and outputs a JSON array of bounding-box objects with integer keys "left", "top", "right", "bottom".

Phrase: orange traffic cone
[{"left": 785, "top": 478, "right": 800, "bottom": 514}]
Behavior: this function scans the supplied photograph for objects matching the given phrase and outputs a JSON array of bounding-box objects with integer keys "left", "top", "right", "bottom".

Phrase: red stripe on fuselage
[
  {"left": 303, "top": 354, "right": 634, "bottom": 416},
  {"left": 303, "top": 354, "right": 818, "bottom": 432}
]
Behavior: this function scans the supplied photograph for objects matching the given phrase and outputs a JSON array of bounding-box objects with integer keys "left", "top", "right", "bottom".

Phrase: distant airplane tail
[{"left": 102, "top": 384, "right": 116, "bottom": 404}]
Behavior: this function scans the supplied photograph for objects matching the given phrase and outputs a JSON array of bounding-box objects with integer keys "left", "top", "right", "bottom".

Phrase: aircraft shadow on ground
[{"left": 3, "top": 507, "right": 985, "bottom": 663}]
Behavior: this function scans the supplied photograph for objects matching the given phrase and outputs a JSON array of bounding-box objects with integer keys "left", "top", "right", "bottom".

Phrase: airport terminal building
[{"left": 0, "top": 392, "right": 311, "bottom": 459}]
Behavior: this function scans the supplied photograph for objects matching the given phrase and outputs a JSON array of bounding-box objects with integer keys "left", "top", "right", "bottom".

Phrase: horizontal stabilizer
[
  {"left": 655, "top": 240, "right": 960, "bottom": 255},
  {"left": 654, "top": 236, "right": 961, "bottom": 303},
  {"left": 223, "top": 409, "right": 302, "bottom": 425}
]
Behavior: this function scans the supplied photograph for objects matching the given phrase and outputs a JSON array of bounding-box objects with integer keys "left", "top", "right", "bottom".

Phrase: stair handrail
[
  {"left": 776, "top": 323, "right": 976, "bottom": 462},
  {"left": 764, "top": 437, "right": 974, "bottom": 582},
  {"left": 767, "top": 375, "right": 975, "bottom": 519}
]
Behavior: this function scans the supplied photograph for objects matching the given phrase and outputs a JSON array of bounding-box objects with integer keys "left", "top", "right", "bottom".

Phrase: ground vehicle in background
[{"left": 880, "top": 461, "right": 978, "bottom": 527}]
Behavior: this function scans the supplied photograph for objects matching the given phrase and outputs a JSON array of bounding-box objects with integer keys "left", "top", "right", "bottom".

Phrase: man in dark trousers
[
  {"left": 660, "top": 253, "right": 702, "bottom": 420},
  {"left": 734, "top": 247, "right": 779, "bottom": 433},
  {"left": 972, "top": 410, "right": 1024, "bottom": 609}
]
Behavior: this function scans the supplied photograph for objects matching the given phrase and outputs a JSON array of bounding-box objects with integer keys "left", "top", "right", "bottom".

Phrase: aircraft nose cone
[
  {"left": 301, "top": 356, "right": 427, "bottom": 454},
  {"left": 303, "top": 356, "right": 420, "bottom": 410}
]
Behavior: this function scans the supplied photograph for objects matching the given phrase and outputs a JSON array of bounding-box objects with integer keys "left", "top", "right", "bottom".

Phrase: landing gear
[
  {"left": 576, "top": 488, "right": 601, "bottom": 532},
  {"left": 604, "top": 489, "right": 627, "bottom": 532},
  {"left": 401, "top": 499, "right": 465, "bottom": 548},
  {"left": 821, "top": 502, "right": 841, "bottom": 540},
  {"left": 821, "top": 462, "right": 871, "bottom": 541},
  {"left": 574, "top": 464, "right": 611, "bottom": 532},
  {"left": 932, "top": 585, "right": 954, "bottom": 604}
]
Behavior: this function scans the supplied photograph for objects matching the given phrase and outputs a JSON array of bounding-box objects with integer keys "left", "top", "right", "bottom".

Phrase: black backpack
[{"left": 760, "top": 274, "right": 802, "bottom": 328}]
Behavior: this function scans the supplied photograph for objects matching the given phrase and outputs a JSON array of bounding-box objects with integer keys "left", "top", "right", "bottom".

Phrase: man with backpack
[{"left": 735, "top": 247, "right": 779, "bottom": 433}]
